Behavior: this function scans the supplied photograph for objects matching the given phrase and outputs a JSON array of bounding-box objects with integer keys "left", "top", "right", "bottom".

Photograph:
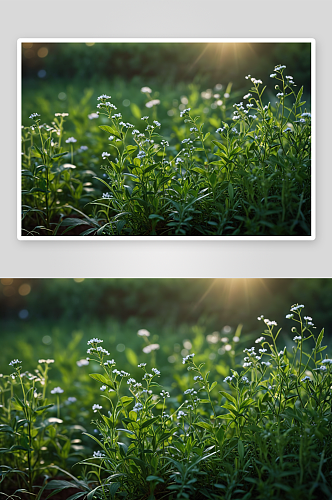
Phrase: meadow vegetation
[
  {"left": 21, "top": 64, "right": 311, "bottom": 236},
  {"left": 1, "top": 304, "right": 331, "bottom": 499}
]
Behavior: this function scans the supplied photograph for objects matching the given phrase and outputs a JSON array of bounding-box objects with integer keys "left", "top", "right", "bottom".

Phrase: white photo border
[{"left": 17, "top": 37, "right": 316, "bottom": 241}]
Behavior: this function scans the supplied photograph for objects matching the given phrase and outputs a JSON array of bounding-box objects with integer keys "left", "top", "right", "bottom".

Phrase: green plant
[{"left": 21, "top": 64, "right": 311, "bottom": 237}]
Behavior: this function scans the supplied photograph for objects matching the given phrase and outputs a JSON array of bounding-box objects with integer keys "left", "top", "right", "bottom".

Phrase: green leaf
[
  {"left": 52, "top": 151, "right": 69, "bottom": 159},
  {"left": 35, "top": 404, "right": 54, "bottom": 412},
  {"left": 203, "top": 132, "right": 210, "bottom": 142},
  {"left": 209, "top": 381, "right": 217, "bottom": 392},
  {"left": 219, "top": 390, "right": 236, "bottom": 405},
  {"left": 146, "top": 476, "right": 164, "bottom": 483},
  {"left": 125, "top": 348, "right": 138, "bottom": 366},
  {"left": 45, "top": 480, "right": 80, "bottom": 490},
  {"left": 120, "top": 396, "right": 134, "bottom": 407},
  {"left": 238, "top": 440, "right": 244, "bottom": 460},
  {"left": 99, "top": 125, "right": 121, "bottom": 139},
  {"left": 316, "top": 328, "right": 324, "bottom": 347},
  {"left": 89, "top": 373, "right": 112, "bottom": 386},
  {"left": 130, "top": 103, "right": 141, "bottom": 120},
  {"left": 228, "top": 183, "right": 234, "bottom": 200},
  {"left": 140, "top": 417, "right": 159, "bottom": 430}
]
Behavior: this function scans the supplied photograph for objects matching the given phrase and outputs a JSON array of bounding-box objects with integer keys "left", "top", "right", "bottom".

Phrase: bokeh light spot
[
  {"left": 18, "top": 284, "right": 31, "bottom": 296},
  {"left": 74, "top": 278, "right": 85, "bottom": 283},
  {"left": 37, "top": 47, "right": 48, "bottom": 58},
  {"left": 19, "top": 309, "right": 29, "bottom": 320},
  {"left": 1, "top": 279, "right": 13, "bottom": 286},
  {"left": 38, "top": 69, "right": 46, "bottom": 78},
  {"left": 58, "top": 92, "right": 67, "bottom": 100},
  {"left": 42, "top": 335, "right": 52, "bottom": 345},
  {"left": 86, "top": 43, "right": 95, "bottom": 47},
  {"left": 122, "top": 99, "right": 130, "bottom": 107},
  {"left": 116, "top": 343, "right": 125, "bottom": 352}
]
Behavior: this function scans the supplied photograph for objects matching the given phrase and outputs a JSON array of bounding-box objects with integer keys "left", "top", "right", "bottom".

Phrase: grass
[
  {"left": 21, "top": 64, "right": 311, "bottom": 237},
  {"left": 1, "top": 304, "right": 331, "bottom": 499}
]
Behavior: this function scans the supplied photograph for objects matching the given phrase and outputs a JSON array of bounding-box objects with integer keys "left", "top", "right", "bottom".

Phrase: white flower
[
  {"left": 29, "top": 113, "right": 40, "bottom": 119},
  {"left": 304, "top": 316, "right": 312, "bottom": 320},
  {"left": 100, "top": 385, "right": 107, "bottom": 391},
  {"left": 301, "top": 112, "right": 311, "bottom": 118},
  {"left": 133, "top": 402, "right": 143, "bottom": 413},
  {"left": 153, "top": 120, "right": 161, "bottom": 127},
  {"left": 80, "top": 145, "right": 88, "bottom": 151},
  {"left": 67, "top": 397, "right": 77, "bottom": 403},
  {"left": 38, "top": 359, "right": 54, "bottom": 364},
  {"left": 146, "top": 99, "right": 160, "bottom": 108},
  {"left": 257, "top": 315, "right": 264, "bottom": 321},
  {"left": 321, "top": 359, "right": 332, "bottom": 365},
  {"left": 180, "top": 108, "right": 191, "bottom": 118},
  {"left": 182, "top": 353, "right": 195, "bottom": 364},
  {"left": 138, "top": 363, "right": 147, "bottom": 368},
  {"left": 97, "top": 94, "right": 111, "bottom": 100},
  {"left": 137, "top": 329, "right": 150, "bottom": 337},
  {"left": 142, "top": 344, "right": 160, "bottom": 354},
  {"left": 286, "top": 314, "right": 294, "bottom": 319},
  {"left": 274, "top": 65, "right": 286, "bottom": 71},
  {"left": 243, "top": 362, "right": 252, "bottom": 368},
  {"left": 301, "top": 376, "right": 310, "bottom": 382},
  {"left": 233, "top": 336, "right": 240, "bottom": 342},
  {"left": 127, "top": 378, "right": 136, "bottom": 385},
  {"left": 216, "top": 127, "right": 224, "bottom": 133},
  {"left": 51, "top": 387, "right": 64, "bottom": 394},
  {"left": 276, "top": 93, "right": 284, "bottom": 98},
  {"left": 160, "top": 390, "right": 170, "bottom": 398},
  {"left": 177, "top": 411, "right": 187, "bottom": 419},
  {"left": 88, "top": 113, "right": 99, "bottom": 119},
  {"left": 283, "top": 128, "right": 292, "bottom": 133},
  {"left": 55, "top": 112, "right": 69, "bottom": 117},
  {"left": 92, "top": 404, "right": 102, "bottom": 412},
  {"left": 241, "top": 376, "right": 249, "bottom": 384},
  {"left": 65, "top": 137, "right": 77, "bottom": 143},
  {"left": 261, "top": 361, "right": 271, "bottom": 367},
  {"left": 255, "top": 337, "right": 265, "bottom": 344},
  {"left": 152, "top": 368, "right": 160, "bottom": 375},
  {"left": 270, "top": 73, "right": 277, "bottom": 78},
  {"left": 93, "top": 450, "right": 105, "bottom": 458},
  {"left": 77, "top": 359, "right": 89, "bottom": 367},
  {"left": 101, "top": 152, "right": 110, "bottom": 158},
  {"left": 141, "top": 87, "right": 152, "bottom": 93},
  {"left": 290, "top": 304, "right": 304, "bottom": 312},
  {"left": 104, "top": 359, "right": 115, "bottom": 366},
  {"left": 9, "top": 359, "right": 22, "bottom": 367},
  {"left": 243, "top": 93, "right": 252, "bottom": 99}
]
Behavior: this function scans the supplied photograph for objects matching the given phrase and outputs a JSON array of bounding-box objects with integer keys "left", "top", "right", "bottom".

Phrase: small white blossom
[
  {"left": 152, "top": 368, "right": 160, "bottom": 375},
  {"left": 137, "top": 329, "right": 150, "bottom": 337},
  {"left": 77, "top": 359, "right": 89, "bottom": 367},
  {"left": 92, "top": 404, "right": 102, "bottom": 412},
  {"left": 51, "top": 387, "right": 64, "bottom": 394},
  {"left": 9, "top": 359, "right": 22, "bottom": 367},
  {"left": 255, "top": 337, "right": 265, "bottom": 344}
]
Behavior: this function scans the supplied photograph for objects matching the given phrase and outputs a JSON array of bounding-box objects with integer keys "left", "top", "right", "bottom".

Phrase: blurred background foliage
[{"left": 22, "top": 42, "right": 311, "bottom": 91}]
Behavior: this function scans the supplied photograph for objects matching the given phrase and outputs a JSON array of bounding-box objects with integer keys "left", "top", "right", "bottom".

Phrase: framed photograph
[{"left": 18, "top": 38, "right": 315, "bottom": 240}]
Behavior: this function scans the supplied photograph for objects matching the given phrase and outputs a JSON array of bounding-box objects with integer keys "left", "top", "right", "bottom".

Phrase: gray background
[{"left": 1, "top": 0, "right": 330, "bottom": 278}]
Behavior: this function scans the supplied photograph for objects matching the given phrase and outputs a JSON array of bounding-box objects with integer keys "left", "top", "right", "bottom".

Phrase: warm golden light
[
  {"left": 37, "top": 47, "right": 48, "bottom": 58},
  {"left": 18, "top": 283, "right": 31, "bottom": 296},
  {"left": 1, "top": 278, "right": 13, "bottom": 285}
]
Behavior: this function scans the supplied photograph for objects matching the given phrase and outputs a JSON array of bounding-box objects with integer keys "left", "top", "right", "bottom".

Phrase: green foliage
[
  {"left": 21, "top": 64, "right": 311, "bottom": 236},
  {"left": 1, "top": 305, "right": 332, "bottom": 499}
]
